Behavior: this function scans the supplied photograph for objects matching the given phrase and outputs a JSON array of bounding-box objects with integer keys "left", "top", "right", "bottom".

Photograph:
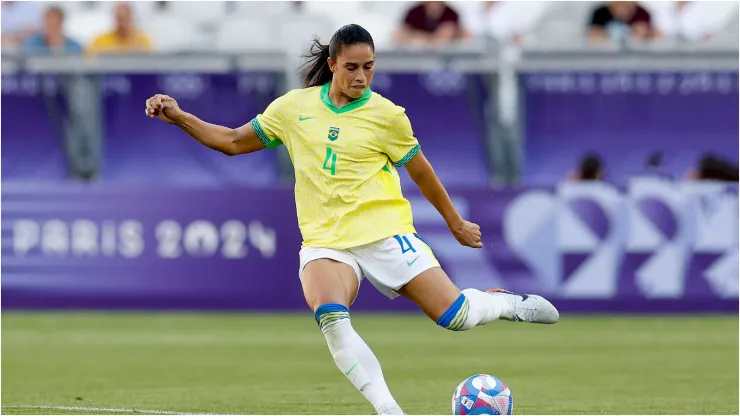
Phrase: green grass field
[{"left": 2, "top": 313, "right": 738, "bottom": 415}]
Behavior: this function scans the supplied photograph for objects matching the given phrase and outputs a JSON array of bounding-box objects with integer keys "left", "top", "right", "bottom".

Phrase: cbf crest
[{"left": 328, "top": 127, "right": 340, "bottom": 141}]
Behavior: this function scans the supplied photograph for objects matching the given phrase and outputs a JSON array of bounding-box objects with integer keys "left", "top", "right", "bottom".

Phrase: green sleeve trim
[
  {"left": 266, "top": 138, "right": 283, "bottom": 149},
  {"left": 392, "top": 144, "right": 421, "bottom": 167},
  {"left": 250, "top": 118, "right": 272, "bottom": 147}
]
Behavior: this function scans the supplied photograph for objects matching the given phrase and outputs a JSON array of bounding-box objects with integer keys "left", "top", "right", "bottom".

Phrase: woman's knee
[
  {"left": 301, "top": 258, "right": 360, "bottom": 311},
  {"left": 397, "top": 267, "right": 461, "bottom": 321}
]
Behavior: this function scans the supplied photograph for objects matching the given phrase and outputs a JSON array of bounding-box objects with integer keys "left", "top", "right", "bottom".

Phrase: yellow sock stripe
[
  {"left": 449, "top": 310, "right": 464, "bottom": 331},
  {"left": 318, "top": 311, "right": 350, "bottom": 328},
  {"left": 453, "top": 299, "right": 470, "bottom": 330},
  {"left": 448, "top": 298, "right": 470, "bottom": 331}
]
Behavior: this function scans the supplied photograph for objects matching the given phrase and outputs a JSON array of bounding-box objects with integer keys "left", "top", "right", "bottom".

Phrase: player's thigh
[
  {"left": 396, "top": 266, "right": 462, "bottom": 322},
  {"left": 353, "top": 233, "right": 461, "bottom": 320},
  {"left": 299, "top": 248, "right": 362, "bottom": 311}
]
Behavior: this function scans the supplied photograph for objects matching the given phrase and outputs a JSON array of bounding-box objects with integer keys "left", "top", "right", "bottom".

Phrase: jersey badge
[{"left": 328, "top": 127, "right": 340, "bottom": 141}]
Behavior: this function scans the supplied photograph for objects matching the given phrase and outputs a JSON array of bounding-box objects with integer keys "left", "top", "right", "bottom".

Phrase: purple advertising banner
[
  {"left": 1, "top": 72, "right": 490, "bottom": 187},
  {"left": 521, "top": 71, "right": 740, "bottom": 186},
  {"left": 6, "top": 70, "right": 735, "bottom": 188},
  {"left": 370, "top": 72, "right": 491, "bottom": 188},
  {"left": 3, "top": 178, "right": 737, "bottom": 313},
  {"left": 102, "top": 73, "right": 282, "bottom": 187},
  {"left": 1, "top": 73, "right": 69, "bottom": 181}
]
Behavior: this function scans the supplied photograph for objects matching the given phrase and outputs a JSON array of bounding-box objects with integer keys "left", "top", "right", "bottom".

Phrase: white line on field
[{"left": 2, "top": 405, "right": 220, "bottom": 415}]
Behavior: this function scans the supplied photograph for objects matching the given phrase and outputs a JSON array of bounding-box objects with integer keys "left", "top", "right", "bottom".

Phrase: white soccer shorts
[{"left": 299, "top": 233, "right": 441, "bottom": 299}]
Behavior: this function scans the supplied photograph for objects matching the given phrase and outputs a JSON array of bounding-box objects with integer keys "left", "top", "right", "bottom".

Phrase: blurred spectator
[
  {"left": 461, "top": 1, "right": 549, "bottom": 45},
  {"left": 651, "top": 1, "right": 738, "bottom": 42},
  {"left": 652, "top": 1, "right": 696, "bottom": 40},
  {"left": 588, "top": 1, "right": 658, "bottom": 42},
  {"left": 22, "top": 7, "right": 83, "bottom": 55},
  {"left": 688, "top": 154, "right": 739, "bottom": 182},
  {"left": 86, "top": 2, "right": 152, "bottom": 55},
  {"left": 570, "top": 153, "right": 604, "bottom": 181},
  {"left": 1, "top": 0, "right": 43, "bottom": 47},
  {"left": 394, "top": 1, "right": 470, "bottom": 46}
]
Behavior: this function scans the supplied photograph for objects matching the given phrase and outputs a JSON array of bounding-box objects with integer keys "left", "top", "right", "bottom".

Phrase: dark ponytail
[
  {"left": 301, "top": 37, "right": 333, "bottom": 88},
  {"left": 300, "top": 24, "right": 375, "bottom": 88}
]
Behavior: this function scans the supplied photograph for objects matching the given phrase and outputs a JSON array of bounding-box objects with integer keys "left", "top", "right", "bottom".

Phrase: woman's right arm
[
  {"left": 145, "top": 94, "right": 265, "bottom": 156},
  {"left": 174, "top": 112, "right": 266, "bottom": 156}
]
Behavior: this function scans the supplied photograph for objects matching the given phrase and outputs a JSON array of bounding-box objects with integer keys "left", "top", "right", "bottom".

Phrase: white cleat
[
  {"left": 377, "top": 403, "right": 405, "bottom": 415},
  {"left": 486, "top": 288, "right": 560, "bottom": 324}
]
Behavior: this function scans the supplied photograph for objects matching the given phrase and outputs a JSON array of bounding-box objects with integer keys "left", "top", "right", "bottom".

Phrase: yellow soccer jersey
[{"left": 250, "top": 83, "right": 420, "bottom": 249}]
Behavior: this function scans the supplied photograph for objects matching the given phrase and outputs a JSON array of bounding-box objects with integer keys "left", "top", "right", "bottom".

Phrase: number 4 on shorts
[
  {"left": 323, "top": 146, "right": 337, "bottom": 176},
  {"left": 394, "top": 235, "right": 417, "bottom": 254}
]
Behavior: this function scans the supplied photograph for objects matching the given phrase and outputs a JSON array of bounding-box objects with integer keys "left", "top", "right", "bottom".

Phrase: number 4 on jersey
[{"left": 323, "top": 146, "right": 337, "bottom": 175}]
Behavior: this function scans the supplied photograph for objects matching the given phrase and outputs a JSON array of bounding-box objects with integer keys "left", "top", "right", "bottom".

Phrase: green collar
[{"left": 320, "top": 82, "right": 372, "bottom": 114}]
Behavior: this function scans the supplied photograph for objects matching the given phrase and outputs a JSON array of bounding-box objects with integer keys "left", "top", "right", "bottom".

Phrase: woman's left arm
[{"left": 405, "top": 151, "right": 482, "bottom": 248}]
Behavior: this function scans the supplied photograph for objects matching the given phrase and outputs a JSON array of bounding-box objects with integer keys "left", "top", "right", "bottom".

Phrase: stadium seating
[
  {"left": 214, "top": 18, "right": 276, "bottom": 52},
  {"left": 141, "top": 15, "right": 199, "bottom": 52},
  {"left": 275, "top": 13, "right": 336, "bottom": 54},
  {"left": 232, "top": 0, "right": 295, "bottom": 16},
  {"left": 29, "top": 1, "right": 739, "bottom": 51},
  {"left": 529, "top": 2, "right": 596, "bottom": 45},
  {"left": 166, "top": 1, "right": 228, "bottom": 27},
  {"left": 3, "top": 1, "right": 737, "bottom": 187},
  {"left": 63, "top": 9, "right": 111, "bottom": 47}
]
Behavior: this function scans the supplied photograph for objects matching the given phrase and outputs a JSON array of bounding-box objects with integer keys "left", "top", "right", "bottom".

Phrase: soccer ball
[{"left": 451, "top": 374, "right": 513, "bottom": 415}]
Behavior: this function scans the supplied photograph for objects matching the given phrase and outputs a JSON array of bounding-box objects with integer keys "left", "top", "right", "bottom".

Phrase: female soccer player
[{"left": 145, "top": 24, "right": 558, "bottom": 415}]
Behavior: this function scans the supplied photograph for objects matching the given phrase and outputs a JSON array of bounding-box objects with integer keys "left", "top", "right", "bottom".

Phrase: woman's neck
[{"left": 328, "top": 81, "right": 353, "bottom": 109}]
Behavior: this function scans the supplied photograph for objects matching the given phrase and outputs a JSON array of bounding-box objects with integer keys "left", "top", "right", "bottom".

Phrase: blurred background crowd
[
  {"left": 2, "top": 0, "right": 738, "bottom": 187},
  {"left": 2, "top": 1, "right": 739, "bottom": 54}
]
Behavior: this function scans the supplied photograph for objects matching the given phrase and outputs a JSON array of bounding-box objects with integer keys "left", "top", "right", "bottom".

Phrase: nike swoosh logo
[
  {"left": 345, "top": 362, "right": 360, "bottom": 376},
  {"left": 298, "top": 116, "right": 315, "bottom": 121},
  {"left": 407, "top": 257, "right": 420, "bottom": 266}
]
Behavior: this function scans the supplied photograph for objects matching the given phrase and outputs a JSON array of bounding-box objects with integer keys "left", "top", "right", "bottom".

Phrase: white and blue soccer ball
[{"left": 451, "top": 374, "right": 513, "bottom": 415}]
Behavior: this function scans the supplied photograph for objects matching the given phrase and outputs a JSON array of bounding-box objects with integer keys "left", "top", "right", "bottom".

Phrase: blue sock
[
  {"left": 436, "top": 293, "right": 470, "bottom": 331},
  {"left": 315, "top": 303, "right": 351, "bottom": 333}
]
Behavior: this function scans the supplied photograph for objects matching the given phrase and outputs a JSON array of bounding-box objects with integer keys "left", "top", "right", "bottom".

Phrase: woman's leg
[
  {"left": 301, "top": 257, "right": 404, "bottom": 415},
  {"left": 349, "top": 233, "right": 558, "bottom": 330},
  {"left": 397, "top": 267, "right": 559, "bottom": 330}
]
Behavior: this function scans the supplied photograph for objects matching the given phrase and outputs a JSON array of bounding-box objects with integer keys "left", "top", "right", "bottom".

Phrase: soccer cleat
[
  {"left": 377, "top": 403, "right": 405, "bottom": 415},
  {"left": 486, "top": 288, "right": 559, "bottom": 324}
]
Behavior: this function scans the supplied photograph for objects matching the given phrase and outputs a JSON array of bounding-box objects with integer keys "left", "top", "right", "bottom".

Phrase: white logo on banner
[
  {"left": 103, "top": 75, "right": 131, "bottom": 95},
  {"left": 525, "top": 72, "right": 738, "bottom": 95},
  {"left": 420, "top": 70, "right": 465, "bottom": 96},
  {"left": 158, "top": 74, "right": 207, "bottom": 99},
  {"left": 13, "top": 219, "right": 144, "bottom": 258},
  {"left": 502, "top": 178, "right": 739, "bottom": 299},
  {"left": 370, "top": 73, "right": 392, "bottom": 92},
  {"left": 2, "top": 74, "right": 42, "bottom": 96},
  {"left": 237, "top": 74, "right": 274, "bottom": 95},
  {"left": 10, "top": 219, "right": 275, "bottom": 260}
]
